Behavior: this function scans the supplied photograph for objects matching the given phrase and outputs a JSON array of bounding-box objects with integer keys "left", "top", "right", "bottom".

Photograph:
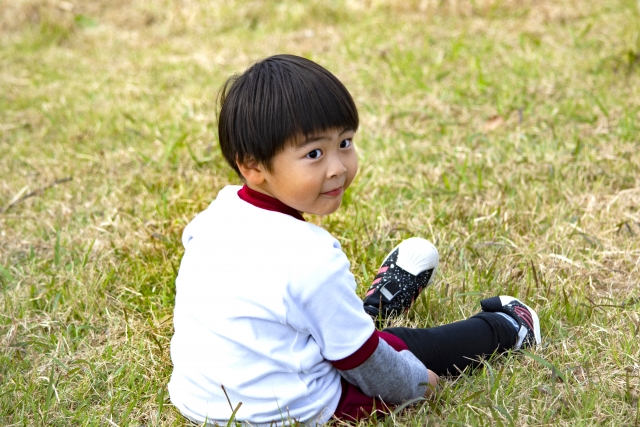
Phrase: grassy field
[{"left": 1, "top": 0, "right": 640, "bottom": 425}]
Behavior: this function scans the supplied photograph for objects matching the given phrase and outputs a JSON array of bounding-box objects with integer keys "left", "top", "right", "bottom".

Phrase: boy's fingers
[{"left": 424, "top": 369, "right": 439, "bottom": 398}]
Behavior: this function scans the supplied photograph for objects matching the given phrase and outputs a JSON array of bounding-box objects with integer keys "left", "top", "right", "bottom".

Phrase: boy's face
[{"left": 251, "top": 127, "right": 358, "bottom": 216}]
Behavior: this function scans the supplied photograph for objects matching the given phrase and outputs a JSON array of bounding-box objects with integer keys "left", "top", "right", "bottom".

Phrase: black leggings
[{"left": 383, "top": 312, "right": 517, "bottom": 376}]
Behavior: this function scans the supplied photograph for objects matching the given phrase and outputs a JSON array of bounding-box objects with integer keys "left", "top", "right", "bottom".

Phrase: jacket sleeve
[
  {"left": 283, "top": 236, "right": 427, "bottom": 402},
  {"left": 283, "top": 242, "right": 376, "bottom": 361},
  {"left": 331, "top": 332, "right": 428, "bottom": 404}
]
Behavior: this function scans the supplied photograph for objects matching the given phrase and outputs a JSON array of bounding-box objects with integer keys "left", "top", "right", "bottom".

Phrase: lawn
[{"left": 1, "top": 0, "right": 639, "bottom": 425}]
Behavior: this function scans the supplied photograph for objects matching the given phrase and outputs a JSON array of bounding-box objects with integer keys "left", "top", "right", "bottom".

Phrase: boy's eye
[
  {"left": 340, "top": 139, "right": 352, "bottom": 148},
  {"left": 306, "top": 149, "right": 322, "bottom": 159}
]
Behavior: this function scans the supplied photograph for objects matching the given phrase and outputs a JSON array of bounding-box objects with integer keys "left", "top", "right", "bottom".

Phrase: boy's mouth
[{"left": 321, "top": 187, "right": 343, "bottom": 197}]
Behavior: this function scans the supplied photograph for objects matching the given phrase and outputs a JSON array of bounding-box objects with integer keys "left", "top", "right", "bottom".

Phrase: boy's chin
[{"left": 307, "top": 200, "right": 343, "bottom": 216}]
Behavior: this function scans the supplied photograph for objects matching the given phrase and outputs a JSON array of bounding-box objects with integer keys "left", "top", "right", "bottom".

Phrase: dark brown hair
[{"left": 218, "top": 54, "right": 359, "bottom": 176}]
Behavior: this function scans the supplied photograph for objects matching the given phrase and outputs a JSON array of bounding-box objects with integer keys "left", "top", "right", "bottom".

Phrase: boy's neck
[{"left": 237, "top": 184, "right": 305, "bottom": 221}]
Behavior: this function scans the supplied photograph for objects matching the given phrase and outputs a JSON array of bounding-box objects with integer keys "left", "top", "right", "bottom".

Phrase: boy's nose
[{"left": 327, "top": 157, "right": 347, "bottom": 178}]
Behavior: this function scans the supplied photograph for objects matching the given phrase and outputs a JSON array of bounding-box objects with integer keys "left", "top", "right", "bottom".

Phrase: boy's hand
[{"left": 424, "top": 369, "right": 439, "bottom": 399}]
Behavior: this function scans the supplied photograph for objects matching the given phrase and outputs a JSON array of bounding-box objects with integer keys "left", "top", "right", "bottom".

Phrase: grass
[{"left": 1, "top": 0, "right": 639, "bottom": 425}]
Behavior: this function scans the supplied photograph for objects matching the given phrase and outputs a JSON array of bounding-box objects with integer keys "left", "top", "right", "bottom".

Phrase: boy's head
[{"left": 217, "top": 54, "right": 359, "bottom": 177}]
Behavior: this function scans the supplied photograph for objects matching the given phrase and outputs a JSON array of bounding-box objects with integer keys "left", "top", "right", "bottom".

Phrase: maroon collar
[{"left": 237, "top": 185, "right": 305, "bottom": 222}]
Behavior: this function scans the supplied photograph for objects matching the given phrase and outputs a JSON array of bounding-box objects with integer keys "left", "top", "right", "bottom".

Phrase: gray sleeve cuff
[{"left": 337, "top": 339, "right": 428, "bottom": 404}]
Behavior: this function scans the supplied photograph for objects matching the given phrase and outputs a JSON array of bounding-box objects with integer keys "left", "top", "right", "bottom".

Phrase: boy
[{"left": 168, "top": 54, "right": 541, "bottom": 425}]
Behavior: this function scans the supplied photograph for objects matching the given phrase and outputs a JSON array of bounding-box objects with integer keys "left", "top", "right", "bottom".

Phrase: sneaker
[
  {"left": 480, "top": 296, "right": 542, "bottom": 350},
  {"left": 363, "top": 238, "right": 439, "bottom": 320}
]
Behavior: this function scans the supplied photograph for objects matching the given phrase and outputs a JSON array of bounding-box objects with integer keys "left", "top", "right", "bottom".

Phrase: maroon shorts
[{"left": 332, "top": 331, "right": 409, "bottom": 422}]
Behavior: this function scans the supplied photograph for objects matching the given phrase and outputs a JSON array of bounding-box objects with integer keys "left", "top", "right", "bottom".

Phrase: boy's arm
[
  {"left": 331, "top": 331, "right": 429, "bottom": 404},
  {"left": 285, "top": 241, "right": 429, "bottom": 402}
]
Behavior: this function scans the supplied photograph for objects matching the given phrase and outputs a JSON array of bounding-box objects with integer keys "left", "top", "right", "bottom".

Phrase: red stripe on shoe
[
  {"left": 330, "top": 332, "right": 379, "bottom": 371},
  {"left": 371, "top": 277, "right": 381, "bottom": 285},
  {"left": 377, "top": 266, "right": 389, "bottom": 274},
  {"left": 513, "top": 306, "right": 533, "bottom": 329}
]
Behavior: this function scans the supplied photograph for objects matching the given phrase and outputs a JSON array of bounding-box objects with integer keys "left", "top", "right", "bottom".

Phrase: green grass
[{"left": 1, "top": 0, "right": 639, "bottom": 425}]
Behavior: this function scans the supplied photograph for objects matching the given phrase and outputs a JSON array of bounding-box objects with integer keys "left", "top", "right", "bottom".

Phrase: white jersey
[{"left": 168, "top": 186, "right": 375, "bottom": 425}]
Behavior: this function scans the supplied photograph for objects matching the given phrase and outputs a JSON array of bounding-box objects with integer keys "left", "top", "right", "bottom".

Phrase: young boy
[{"left": 168, "top": 54, "right": 541, "bottom": 426}]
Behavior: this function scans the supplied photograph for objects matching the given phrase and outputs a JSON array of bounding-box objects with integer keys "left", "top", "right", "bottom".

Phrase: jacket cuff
[{"left": 330, "top": 331, "right": 379, "bottom": 370}]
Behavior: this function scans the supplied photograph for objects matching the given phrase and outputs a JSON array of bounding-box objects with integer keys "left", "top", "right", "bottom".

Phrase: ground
[{"left": 1, "top": 0, "right": 639, "bottom": 425}]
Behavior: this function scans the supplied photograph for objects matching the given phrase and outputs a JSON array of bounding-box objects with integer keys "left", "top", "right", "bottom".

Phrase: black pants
[{"left": 383, "top": 312, "right": 517, "bottom": 376}]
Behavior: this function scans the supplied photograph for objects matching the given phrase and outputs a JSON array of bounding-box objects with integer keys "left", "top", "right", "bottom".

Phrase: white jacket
[{"left": 168, "top": 186, "right": 375, "bottom": 425}]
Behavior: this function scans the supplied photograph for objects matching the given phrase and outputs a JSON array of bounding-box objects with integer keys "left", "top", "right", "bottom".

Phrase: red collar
[{"left": 237, "top": 185, "right": 305, "bottom": 222}]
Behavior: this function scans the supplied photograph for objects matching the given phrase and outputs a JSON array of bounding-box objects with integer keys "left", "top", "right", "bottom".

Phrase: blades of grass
[
  {"left": 186, "top": 143, "right": 213, "bottom": 167},
  {"left": 44, "top": 363, "right": 55, "bottom": 415},
  {"left": 491, "top": 363, "right": 506, "bottom": 396},
  {"left": 572, "top": 137, "right": 583, "bottom": 157},
  {"left": 520, "top": 349, "right": 567, "bottom": 383},
  {"left": 562, "top": 286, "right": 572, "bottom": 321},
  {"left": 461, "top": 390, "right": 483, "bottom": 404},
  {"left": 54, "top": 229, "right": 61, "bottom": 267},
  {"left": 80, "top": 239, "right": 96, "bottom": 269},
  {"left": 162, "top": 131, "right": 189, "bottom": 164},
  {"left": 582, "top": 89, "right": 610, "bottom": 118},
  {"left": 442, "top": 172, "right": 451, "bottom": 191},
  {"left": 391, "top": 396, "right": 426, "bottom": 415},
  {"left": 0, "top": 264, "right": 14, "bottom": 285},
  {"left": 488, "top": 404, "right": 505, "bottom": 427},
  {"left": 493, "top": 404, "right": 515, "bottom": 427},
  {"left": 483, "top": 246, "right": 504, "bottom": 285},
  {"left": 156, "top": 385, "right": 166, "bottom": 423},
  {"left": 226, "top": 402, "right": 243, "bottom": 427},
  {"left": 221, "top": 385, "right": 234, "bottom": 412}
]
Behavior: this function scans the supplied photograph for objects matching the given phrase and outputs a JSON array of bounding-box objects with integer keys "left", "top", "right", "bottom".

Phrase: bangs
[
  {"left": 274, "top": 64, "right": 359, "bottom": 146},
  {"left": 218, "top": 55, "right": 359, "bottom": 175}
]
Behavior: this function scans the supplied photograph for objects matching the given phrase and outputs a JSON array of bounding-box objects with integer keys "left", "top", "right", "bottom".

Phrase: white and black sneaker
[
  {"left": 363, "top": 238, "right": 439, "bottom": 320},
  {"left": 480, "top": 296, "right": 542, "bottom": 350}
]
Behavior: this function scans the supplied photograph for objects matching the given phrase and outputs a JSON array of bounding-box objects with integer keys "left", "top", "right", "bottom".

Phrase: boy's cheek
[{"left": 348, "top": 158, "right": 359, "bottom": 186}]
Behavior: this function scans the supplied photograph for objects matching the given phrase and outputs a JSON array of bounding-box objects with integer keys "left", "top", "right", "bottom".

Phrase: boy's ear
[{"left": 236, "top": 157, "right": 266, "bottom": 185}]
